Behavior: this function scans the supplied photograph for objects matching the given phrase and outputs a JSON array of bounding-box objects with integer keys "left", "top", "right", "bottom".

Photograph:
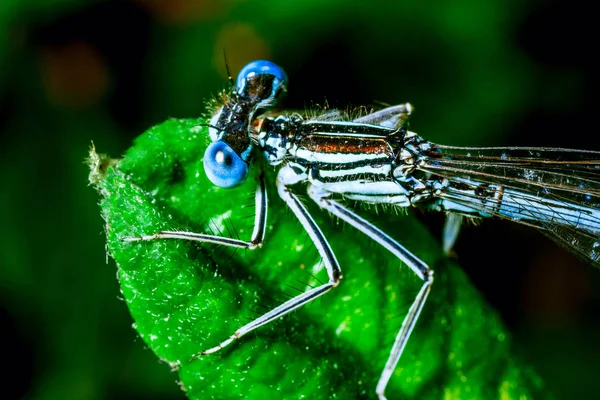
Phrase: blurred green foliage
[{"left": 1, "top": 0, "right": 598, "bottom": 399}]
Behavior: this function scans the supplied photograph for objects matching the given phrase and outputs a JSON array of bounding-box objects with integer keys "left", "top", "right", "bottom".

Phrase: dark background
[{"left": 1, "top": 0, "right": 599, "bottom": 399}]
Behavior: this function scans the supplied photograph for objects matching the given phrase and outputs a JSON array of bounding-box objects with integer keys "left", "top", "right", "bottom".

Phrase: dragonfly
[{"left": 125, "top": 60, "right": 600, "bottom": 399}]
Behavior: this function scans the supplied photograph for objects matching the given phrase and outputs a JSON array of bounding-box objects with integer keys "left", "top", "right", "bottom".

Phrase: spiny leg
[
  {"left": 353, "top": 103, "right": 413, "bottom": 129},
  {"left": 198, "top": 165, "right": 342, "bottom": 356},
  {"left": 123, "top": 172, "right": 267, "bottom": 249},
  {"left": 307, "top": 185, "right": 433, "bottom": 400}
]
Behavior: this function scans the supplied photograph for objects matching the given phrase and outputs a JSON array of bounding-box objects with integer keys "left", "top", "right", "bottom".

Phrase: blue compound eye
[
  {"left": 236, "top": 60, "right": 288, "bottom": 103},
  {"left": 203, "top": 141, "right": 249, "bottom": 188}
]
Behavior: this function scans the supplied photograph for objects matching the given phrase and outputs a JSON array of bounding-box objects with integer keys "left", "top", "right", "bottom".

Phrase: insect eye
[
  {"left": 203, "top": 141, "right": 249, "bottom": 188},
  {"left": 236, "top": 60, "right": 288, "bottom": 105}
]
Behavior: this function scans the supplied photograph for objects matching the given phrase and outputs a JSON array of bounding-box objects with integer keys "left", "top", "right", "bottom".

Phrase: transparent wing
[{"left": 420, "top": 144, "right": 600, "bottom": 267}]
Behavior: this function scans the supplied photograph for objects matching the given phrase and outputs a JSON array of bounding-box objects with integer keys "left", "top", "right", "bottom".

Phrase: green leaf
[{"left": 89, "top": 118, "right": 550, "bottom": 399}]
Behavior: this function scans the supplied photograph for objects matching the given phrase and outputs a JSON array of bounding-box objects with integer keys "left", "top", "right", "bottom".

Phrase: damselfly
[{"left": 125, "top": 60, "right": 600, "bottom": 399}]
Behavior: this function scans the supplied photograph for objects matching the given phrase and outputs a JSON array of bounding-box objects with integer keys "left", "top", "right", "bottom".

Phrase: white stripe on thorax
[
  {"left": 317, "top": 164, "right": 392, "bottom": 179},
  {"left": 312, "top": 179, "right": 406, "bottom": 197},
  {"left": 294, "top": 148, "right": 386, "bottom": 164},
  {"left": 303, "top": 120, "right": 394, "bottom": 137}
]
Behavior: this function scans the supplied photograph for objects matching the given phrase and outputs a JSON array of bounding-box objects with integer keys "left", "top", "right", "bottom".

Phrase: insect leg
[
  {"left": 353, "top": 103, "right": 413, "bottom": 129},
  {"left": 197, "top": 165, "right": 342, "bottom": 356},
  {"left": 442, "top": 213, "right": 463, "bottom": 254},
  {"left": 307, "top": 185, "right": 433, "bottom": 400},
  {"left": 123, "top": 171, "right": 267, "bottom": 249}
]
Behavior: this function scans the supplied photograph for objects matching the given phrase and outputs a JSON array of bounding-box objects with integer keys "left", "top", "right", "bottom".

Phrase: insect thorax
[
  {"left": 255, "top": 114, "right": 303, "bottom": 166},
  {"left": 255, "top": 115, "right": 450, "bottom": 207}
]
